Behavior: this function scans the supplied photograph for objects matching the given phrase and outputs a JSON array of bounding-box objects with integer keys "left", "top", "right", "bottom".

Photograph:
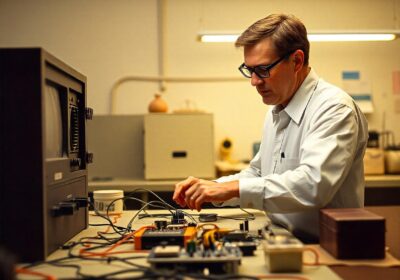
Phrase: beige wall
[{"left": 1, "top": 0, "right": 399, "bottom": 161}]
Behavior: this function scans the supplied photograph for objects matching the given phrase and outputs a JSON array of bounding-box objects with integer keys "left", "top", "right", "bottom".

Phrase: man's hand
[{"left": 173, "top": 176, "right": 239, "bottom": 211}]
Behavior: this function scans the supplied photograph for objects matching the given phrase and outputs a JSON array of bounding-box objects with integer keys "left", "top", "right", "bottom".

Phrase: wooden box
[{"left": 319, "top": 208, "right": 385, "bottom": 259}]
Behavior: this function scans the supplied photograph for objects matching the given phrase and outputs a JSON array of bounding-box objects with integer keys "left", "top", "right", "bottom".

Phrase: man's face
[{"left": 243, "top": 38, "right": 297, "bottom": 107}]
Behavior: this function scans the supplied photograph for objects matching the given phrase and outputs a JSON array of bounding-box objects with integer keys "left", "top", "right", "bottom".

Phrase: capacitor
[
  {"left": 155, "top": 220, "right": 167, "bottom": 230},
  {"left": 244, "top": 220, "right": 249, "bottom": 231},
  {"left": 186, "top": 240, "right": 197, "bottom": 257}
]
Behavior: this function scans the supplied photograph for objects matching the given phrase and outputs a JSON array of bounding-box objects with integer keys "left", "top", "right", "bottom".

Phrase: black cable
[
  {"left": 90, "top": 194, "right": 169, "bottom": 235},
  {"left": 63, "top": 252, "right": 151, "bottom": 279},
  {"left": 44, "top": 260, "right": 84, "bottom": 279},
  {"left": 216, "top": 208, "right": 256, "bottom": 221},
  {"left": 78, "top": 268, "right": 147, "bottom": 279},
  {"left": 126, "top": 199, "right": 176, "bottom": 231},
  {"left": 88, "top": 200, "right": 128, "bottom": 236},
  {"left": 239, "top": 208, "right": 256, "bottom": 220},
  {"left": 21, "top": 188, "right": 262, "bottom": 279},
  {"left": 179, "top": 209, "right": 198, "bottom": 223},
  {"left": 137, "top": 213, "right": 171, "bottom": 219},
  {"left": 28, "top": 254, "right": 150, "bottom": 280},
  {"left": 21, "top": 255, "right": 79, "bottom": 270},
  {"left": 125, "top": 188, "right": 177, "bottom": 211}
]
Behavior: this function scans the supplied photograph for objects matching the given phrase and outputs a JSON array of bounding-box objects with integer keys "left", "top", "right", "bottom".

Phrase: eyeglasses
[{"left": 238, "top": 52, "right": 293, "bottom": 79}]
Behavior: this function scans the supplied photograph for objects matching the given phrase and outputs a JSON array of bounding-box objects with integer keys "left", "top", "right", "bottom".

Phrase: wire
[
  {"left": 21, "top": 187, "right": 276, "bottom": 279},
  {"left": 90, "top": 194, "right": 174, "bottom": 235},
  {"left": 79, "top": 233, "right": 134, "bottom": 257},
  {"left": 179, "top": 209, "right": 198, "bottom": 223},
  {"left": 137, "top": 208, "right": 198, "bottom": 224},
  {"left": 126, "top": 199, "right": 175, "bottom": 231},
  {"left": 126, "top": 188, "right": 177, "bottom": 211},
  {"left": 21, "top": 256, "right": 72, "bottom": 270},
  {"left": 217, "top": 208, "right": 256, "bottom": 221},
  {"left": 303, "top": 247, "right": 320, "bottom": 266},
  {"left": 240, "top": 208, "right": 256, "bottom": 220},
  {"left": 89, "top": 200, "right": 128, "bottom": 236},
  {"left": 257, "top": 275, "right": 309, "bottom": 280},
  {"left": 15, "top": 267, "right": 57, "bottom": 280}
]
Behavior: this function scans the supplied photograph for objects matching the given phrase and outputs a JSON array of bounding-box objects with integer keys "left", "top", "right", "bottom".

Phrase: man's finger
[
  {"left": 195, "top": 193, "right": 205, "bottom": 212},
  {"left": 173, "top": 177, "right": 195, "bottom": 201},
  {"left": 173, "top": 176, "right": 200, "bottom": 208}
]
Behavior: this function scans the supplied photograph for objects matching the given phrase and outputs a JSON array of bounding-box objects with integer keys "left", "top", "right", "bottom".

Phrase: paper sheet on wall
[{"left": 342, "top": 71, "right": 374, "bottom": 114}]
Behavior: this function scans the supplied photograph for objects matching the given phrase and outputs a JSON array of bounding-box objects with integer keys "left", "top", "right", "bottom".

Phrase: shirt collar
[{"left": 280, "top": 68, "right": 319, "bottom": 125}]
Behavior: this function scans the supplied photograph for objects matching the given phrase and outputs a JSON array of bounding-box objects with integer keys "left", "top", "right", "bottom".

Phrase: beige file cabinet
[{"left": 144, "top": 113, "right": 215, "bottom": 180}]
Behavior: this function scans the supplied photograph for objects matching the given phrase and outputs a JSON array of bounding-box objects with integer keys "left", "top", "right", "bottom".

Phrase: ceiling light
[
  {"left": 307, "top": 31, "right": 398, "bottom": 42},
  {"left": 198, "top": 30, "right": 400, "bottom": 43},
  {"left": 199, "top": 34, "right": 239, "bottom": 42}
]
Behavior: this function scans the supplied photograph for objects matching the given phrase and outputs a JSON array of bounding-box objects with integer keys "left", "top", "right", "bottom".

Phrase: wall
[{"left": 1, "top": 0, "right": 399, "bottom": 161}]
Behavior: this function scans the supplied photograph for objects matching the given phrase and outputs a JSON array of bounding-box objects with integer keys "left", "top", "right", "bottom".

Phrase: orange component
[
  {"left": 183, "top": 226, "right": 197, "bottom": 245},
  {"left": 133, "top": 227, "right": 149, "bottom": 250}
]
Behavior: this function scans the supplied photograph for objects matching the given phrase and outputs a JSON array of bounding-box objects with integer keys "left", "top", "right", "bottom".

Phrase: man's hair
[{"left": 235, "top": 14, "right": 310, "bottom": 65}]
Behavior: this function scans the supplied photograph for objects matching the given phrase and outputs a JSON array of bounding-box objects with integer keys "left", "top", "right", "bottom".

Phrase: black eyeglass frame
[{"left": 238, "top": 51, "right": 294, "bottom": 79}]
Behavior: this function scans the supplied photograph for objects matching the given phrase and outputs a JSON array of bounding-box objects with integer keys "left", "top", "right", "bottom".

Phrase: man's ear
[{"left": 293, "top": 49, "right": 305, "bottom": 72}]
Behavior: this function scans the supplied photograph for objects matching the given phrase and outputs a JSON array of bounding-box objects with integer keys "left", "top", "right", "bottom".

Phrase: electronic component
[
  {"left": 223, "top": 230, "right": 257, "bottom": 256},
  {"left": 199, "top": 213, "right": 218, "bottom": 222},
  {"left": 134, "top": 226, "right": 197, "bottom": 250},
  {"left": 244, "top": 220, "right": 249, "bottom": 231},
  {"left": 153, "top": 245, "right": 181, "bottom": 257},
  {"left": 171, "top": 210, "right": 186, "bottom": 224},
  {"left": 154, "top": 220, "right": 168, "bottom": 230},
  {"left": 147, "top": 244, "right": 242, "bottom": 274},
  {"left": 262, "top": 225, "right": 303, "bottom": 272},
  {"left": 224, "top": 230, "right": 248, "bottom": 242},
  {"left": 225, "top": 241, "right": 257, "bottom": 256}
]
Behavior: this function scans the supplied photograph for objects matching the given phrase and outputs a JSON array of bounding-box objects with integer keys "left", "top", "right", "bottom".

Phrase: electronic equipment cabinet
[
  {"left": 144, "top": 113, "right": 215, "bottom": 180},
  {"left": 0, "top": 48, "right": 93, "bottom": 262}
]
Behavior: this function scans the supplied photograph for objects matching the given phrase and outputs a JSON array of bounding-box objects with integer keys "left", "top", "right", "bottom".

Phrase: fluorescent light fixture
[
  {"left": 198, "top": 30, "right": 400, "bottom": 42},
  {"left": 307, "top": 31, "right": 398, "bottom": 42},
  {"left": 200, "top": 34, "right": 239, "bottom": 42}
]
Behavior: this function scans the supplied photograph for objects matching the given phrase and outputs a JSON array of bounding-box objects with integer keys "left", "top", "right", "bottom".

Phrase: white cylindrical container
[{"left": 93, "top": 190, "right": 124, "bottom": 215}]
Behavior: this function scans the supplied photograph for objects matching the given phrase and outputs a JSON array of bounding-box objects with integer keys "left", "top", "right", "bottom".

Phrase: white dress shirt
[{"left": 216, "top": 68, "right": 368, "bottom": 241}]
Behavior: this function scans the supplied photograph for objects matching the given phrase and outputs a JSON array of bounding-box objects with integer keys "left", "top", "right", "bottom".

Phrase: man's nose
[{"left": 251, "top": 72, "right": 263, "bottom": 86}]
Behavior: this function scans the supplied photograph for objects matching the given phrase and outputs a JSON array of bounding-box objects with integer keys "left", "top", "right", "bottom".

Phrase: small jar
[
  {"left": 148, "top": 93, "right": 168, "bottom": 113},
  {"left": 93, "top": 190, "right": 124, "bottom": 215}
]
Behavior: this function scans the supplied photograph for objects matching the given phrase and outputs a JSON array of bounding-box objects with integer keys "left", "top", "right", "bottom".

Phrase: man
[{"left": 173, "top": 14, "right": 368, "bottom": 242}]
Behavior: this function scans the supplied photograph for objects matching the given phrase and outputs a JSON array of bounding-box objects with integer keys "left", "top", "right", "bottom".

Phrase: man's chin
[{"left": 262, "top": 96, "right": 275, "bottom": 105}]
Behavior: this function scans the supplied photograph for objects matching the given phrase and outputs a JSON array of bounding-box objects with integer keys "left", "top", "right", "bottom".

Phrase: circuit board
[{"left": 147, "top": 244, "right": 242, "bottom": 274}]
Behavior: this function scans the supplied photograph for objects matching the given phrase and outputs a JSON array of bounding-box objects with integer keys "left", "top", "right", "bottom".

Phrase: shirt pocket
[{"left": 276, "top": 157, "right": 300, "bottom": 174}]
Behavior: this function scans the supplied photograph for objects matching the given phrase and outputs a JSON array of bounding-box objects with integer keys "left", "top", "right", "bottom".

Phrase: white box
[
  {"left": 263, "top": 236, "right": 303, "bottom": 273},
  {"left": 144, "top": 113, "right": 215, "bottom": 180}
]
